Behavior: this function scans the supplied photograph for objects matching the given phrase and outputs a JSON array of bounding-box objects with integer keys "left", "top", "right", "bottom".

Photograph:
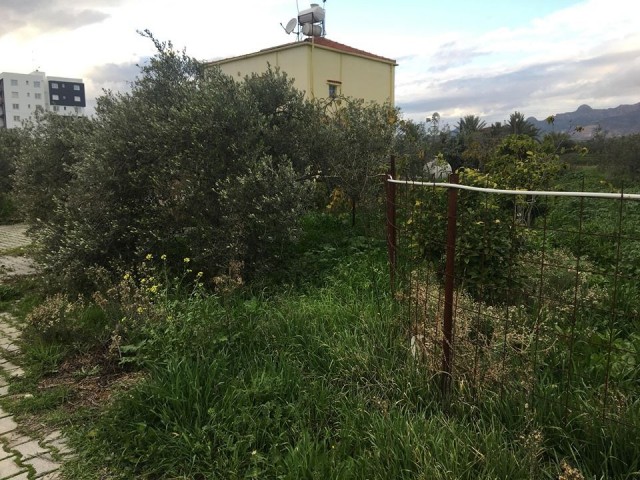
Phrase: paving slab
[
  {"left": 0, "top": 456, "right": 27, "bottom": 479},
  {"left": 0, "top": 322, "right": 21, "bottom": 335},
  {"left": 13, "top": 440, "right": 49, "bottom": 460},
  {"left": 0, "top": 225, "right": 31, "bottom": 252},
  {"left": 41, "top": 432, "right": 61, "bottom": 444},
  {"left": 4, "top": 432, "right": 31, "bottom": 448},
  {"left": 0, "top": 345, "right": 19, "bottom": 355},
  {"left": 0, "top": 417, "right": 17, "bottom": 436},
  {"left": 38, "top": 473, "right": 61, "bottom": 480},
  {"left": 0, "top": 362, "right": 24, "bottom": 379},
  {"left": 0, "top": 443, "right": 13, "bottom": 462},
  {"left": 46, "top": 438, "right": 72, "bottom": 456},
  {"left": 0, "top": 335, "right": 20, "bottom": 345},
  {"left": 7, "top": 472, "right": 30, "bottom": 480},
  {"left": 24, "top": 453, "right": 60, "bottom": 477},
  {"left": 0, "top": 257, "right": 37, "bottom": 278}
]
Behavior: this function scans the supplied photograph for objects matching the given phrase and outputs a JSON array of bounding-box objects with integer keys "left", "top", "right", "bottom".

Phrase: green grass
[
  {"left": 67, "top": 282, "right": 544, "bottom": 479},
  {"left": 5, "top": 213, "right": 638, "bottom": 479},
  {"left": 0, "top": 277, "right": 44, "bottom": 316},
  {"left": 0, "top": 244, "right": 35, "bottom": 256}
]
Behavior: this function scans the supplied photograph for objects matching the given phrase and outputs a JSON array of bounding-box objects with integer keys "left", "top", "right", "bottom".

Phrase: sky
[{"left": 1, "top": 0, "right": 639, "bottom": 126}]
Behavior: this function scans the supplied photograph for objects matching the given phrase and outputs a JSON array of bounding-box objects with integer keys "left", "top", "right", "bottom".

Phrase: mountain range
[{"left": 528, "top": 102, "right": 640, "bottom": 139}]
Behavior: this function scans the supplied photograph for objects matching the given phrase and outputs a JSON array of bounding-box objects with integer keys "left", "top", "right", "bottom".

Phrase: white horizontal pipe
[{"left": 387, "top": 178, "right": 640, "bottom": 201}]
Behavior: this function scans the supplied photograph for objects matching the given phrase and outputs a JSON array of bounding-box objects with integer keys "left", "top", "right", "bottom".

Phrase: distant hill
[{"left": 528, "top": 102, "right": 640, "bottom": 139}]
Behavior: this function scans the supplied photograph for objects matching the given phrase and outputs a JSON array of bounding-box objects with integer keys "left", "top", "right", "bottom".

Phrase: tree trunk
[{"left": 351, "top": 198, "right": 356, "bottom": 227}]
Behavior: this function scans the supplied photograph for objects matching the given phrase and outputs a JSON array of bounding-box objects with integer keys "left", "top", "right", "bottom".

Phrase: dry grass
[{"left": 406, "top": 268, "right": 556, "bottom": 394}]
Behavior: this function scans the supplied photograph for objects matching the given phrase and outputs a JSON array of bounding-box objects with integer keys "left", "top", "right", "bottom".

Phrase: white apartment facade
[{"left": 0, "top": 71, "right": 86, "bottom": 129}]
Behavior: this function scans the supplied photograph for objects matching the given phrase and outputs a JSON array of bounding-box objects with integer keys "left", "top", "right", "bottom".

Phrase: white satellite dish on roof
[{"left": 284, "top": 18, "right": 297, "bottom": 34}]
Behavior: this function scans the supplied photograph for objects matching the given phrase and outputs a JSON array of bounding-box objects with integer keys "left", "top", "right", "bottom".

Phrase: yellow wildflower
[
  {"left": 123, "top": 273, "right": 131, "bottom": 280},
  {"left": 160, "top": 254, "right": 167, "bottom": 261},
  {"left": 149, "top": 285, "right": 159, "bottom": 294},
  {"left": 145, "top": 253, "right": 153, "bottom": 261},
  {"left": 183, "top": 257, "right": 190, "bottom": 263}
]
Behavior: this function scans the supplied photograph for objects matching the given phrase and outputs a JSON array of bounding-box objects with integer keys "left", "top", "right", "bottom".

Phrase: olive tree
[
  {"left": 13, "top": 112, "right": 94, "bottom": 226},
  {"left": 322, "top": 97, "right": 397, "bottom": 225},
  {"left": 0, "top": 127, "right": 25, "bottom": 221},
  {"left": 20, "top": 33, "right": 316, "bottom": 290}
]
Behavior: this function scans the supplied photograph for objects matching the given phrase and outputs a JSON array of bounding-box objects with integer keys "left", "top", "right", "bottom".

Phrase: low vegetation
[
  {"left": 3, "top": 213, "right": 636, "bottom": 479},
  {"left": 0, "top": 32, "right": 638, "bottom": 479}
]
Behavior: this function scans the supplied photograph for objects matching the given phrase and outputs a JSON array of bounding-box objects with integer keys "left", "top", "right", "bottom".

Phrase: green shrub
[
  {"left": 12, "top": 112, "right": 94, "bottom": 226},
  {"left": 403, "top": 171, "right": 524, "bottom": 304},
  {"left": 18, "top": 34, "right": 317, "bottom": 292},
  {"left": 0, "top": 128, "right": 25, "bottom": 223},
  {"left": 23, "top": 293, "right": 112, "bottom": 348}
]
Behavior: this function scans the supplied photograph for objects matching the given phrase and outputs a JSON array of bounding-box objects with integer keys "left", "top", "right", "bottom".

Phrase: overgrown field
[{"left": 1, "top": 213, "right": 637, "bottom": 479}]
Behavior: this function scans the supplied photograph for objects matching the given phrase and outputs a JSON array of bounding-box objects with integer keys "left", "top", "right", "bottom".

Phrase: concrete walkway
[
  {"left": 0, "top": 225, "right": 72, "bottom": 479},
  {"left": 0, "top": 225, "right": 36, "bottom": 277},
  {"left": 0, "top": 225, "right": 31, "bottom": 252}
]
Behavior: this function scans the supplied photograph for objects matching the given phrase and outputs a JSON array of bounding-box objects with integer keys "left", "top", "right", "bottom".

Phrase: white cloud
[
  {"left": 0, "top": 0, "right": 121, "bottom": 38},
  {"left": 394, "top": 0, "right": 640, "bottom": 124},
  {"left": 1, "top": 0, "right": 637, "bottom": 124}
]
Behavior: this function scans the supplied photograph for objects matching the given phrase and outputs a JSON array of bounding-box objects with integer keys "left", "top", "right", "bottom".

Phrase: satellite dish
[{"left": 285, "top": 18, "right": 297, "bottom": 34}]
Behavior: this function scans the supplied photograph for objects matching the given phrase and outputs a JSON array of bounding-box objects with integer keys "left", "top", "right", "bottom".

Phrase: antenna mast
[{"left": 322, "top": 0, "right": 326, "bottom": 37}]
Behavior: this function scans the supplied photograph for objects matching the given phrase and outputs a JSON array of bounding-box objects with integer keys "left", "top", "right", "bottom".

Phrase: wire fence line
[
  {"left": 388, "top": 178, "right": 640, "bottom": 201},
  {"left": 386, "top": 170, "right": 640, "bottom": 441}
]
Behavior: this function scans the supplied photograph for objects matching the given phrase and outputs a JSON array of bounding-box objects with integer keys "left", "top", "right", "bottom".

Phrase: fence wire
[{"left": 388, "top": 172, "right": 640, "bottom": 443}]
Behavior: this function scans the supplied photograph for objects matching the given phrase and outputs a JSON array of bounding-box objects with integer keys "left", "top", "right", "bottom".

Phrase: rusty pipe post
[
  {"left": 441, "top": 173, "right": 459, "bottom": 396},
  {"left": 386, "top": 156, "right": 397, "bottom": 293}
]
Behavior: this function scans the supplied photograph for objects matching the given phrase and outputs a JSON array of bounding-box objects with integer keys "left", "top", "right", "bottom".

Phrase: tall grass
[{"left": 58, "top": 213, "right": 638, "bottom": 479}]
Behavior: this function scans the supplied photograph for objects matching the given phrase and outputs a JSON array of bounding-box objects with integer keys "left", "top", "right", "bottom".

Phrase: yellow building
[{"left": 206, "top": 37, "right": 397, "bottom": 105}]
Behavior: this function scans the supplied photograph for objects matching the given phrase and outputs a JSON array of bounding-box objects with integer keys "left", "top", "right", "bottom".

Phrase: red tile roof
[
  {"left": 208, "top": 38, "right": 396, "bottom": 66},
  {"left": 304, "top": 37, "right": 397, "bottom": 64}
]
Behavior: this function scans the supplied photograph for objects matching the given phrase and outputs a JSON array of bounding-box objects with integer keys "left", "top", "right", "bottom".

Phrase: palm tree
[
  {"left": 507, "top": 111, "right": 539, "bottom": 138},
  {"left": 456, "top": 115, "right": 486, "bottom": 135}
]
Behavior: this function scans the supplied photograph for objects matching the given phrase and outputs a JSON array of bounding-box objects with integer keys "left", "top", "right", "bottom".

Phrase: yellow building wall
[
  {"left": 341, "top": 54, "right": 394, "bottom": 105},
  {"left": 211, "top": 43, "right": 395, "bottom": 105},
  {"left": 310, "top": 47, "right": 394, "bottom": 104},
  {"left": 215, "top": 48, "right": 311, "bottom": 96},
  {"left": 310, "top": 47, "right": 341, "bottom": 99}
]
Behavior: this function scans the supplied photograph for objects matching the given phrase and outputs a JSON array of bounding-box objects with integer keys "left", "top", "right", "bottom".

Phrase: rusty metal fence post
[
  {"left": 441, "top": 173, "right": 459, "bottom": 396},
  {"left": 386, "top": 156, "right": 397, "bottom": 292}
]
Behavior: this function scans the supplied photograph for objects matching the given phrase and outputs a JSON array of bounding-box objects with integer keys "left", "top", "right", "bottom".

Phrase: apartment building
[{"left": 0, "top": 71, "right": 86, "bottom": 129}]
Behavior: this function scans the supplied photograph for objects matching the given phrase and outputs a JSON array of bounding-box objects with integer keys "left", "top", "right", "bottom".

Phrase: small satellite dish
[{"left": 285, "top": 18, "right": 297, "bottom": 34}]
